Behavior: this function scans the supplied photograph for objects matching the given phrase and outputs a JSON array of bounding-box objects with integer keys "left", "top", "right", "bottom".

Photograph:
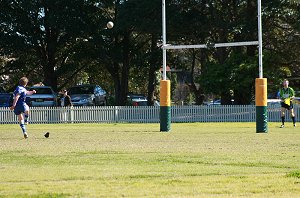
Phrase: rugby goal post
[{"left": 160, "top": 0, "right": 267, "bottom": 133}]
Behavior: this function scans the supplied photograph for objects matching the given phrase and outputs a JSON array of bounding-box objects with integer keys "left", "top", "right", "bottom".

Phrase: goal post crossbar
[
  {"left": 160, "top": 0, "right": 266, "bottom": 133},
  {"left": 162, "top": 41, "right": 259, "bottom": 50}
]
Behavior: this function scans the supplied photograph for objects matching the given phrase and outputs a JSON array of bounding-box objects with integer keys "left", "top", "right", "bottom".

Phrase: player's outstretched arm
[{"left": 27, "top": 90, "right": 36, "bottom": 95}]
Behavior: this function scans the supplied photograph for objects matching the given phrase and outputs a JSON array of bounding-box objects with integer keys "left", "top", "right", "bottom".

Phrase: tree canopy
[{"left": 1, "top": 0, "right": 300, "bottom": 105}]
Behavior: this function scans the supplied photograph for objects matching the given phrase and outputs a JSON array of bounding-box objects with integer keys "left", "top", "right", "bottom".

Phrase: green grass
[{"left": 0, "top": 122, "right": 299, "bottom": 197}]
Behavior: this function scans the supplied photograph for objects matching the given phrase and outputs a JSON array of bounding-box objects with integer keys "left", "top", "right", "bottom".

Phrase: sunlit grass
[{"left": 0, "top": 122, "right": 299, "bottom": 197}]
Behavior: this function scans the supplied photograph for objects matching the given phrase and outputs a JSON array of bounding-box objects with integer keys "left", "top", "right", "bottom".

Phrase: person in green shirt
[{"left": 279, "top": 79, "right": 296, "bottom": 128}]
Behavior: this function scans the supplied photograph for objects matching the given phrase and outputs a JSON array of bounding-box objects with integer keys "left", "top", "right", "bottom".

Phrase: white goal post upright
[
  {"left": 162, "top": 0, "right": 167, "bottom": 81},
  {"left": 258, "top": 0, "right": 263, "bottom": 79},
  {"left": 160, "top": 0, "right": 267, "bottom": 133}
]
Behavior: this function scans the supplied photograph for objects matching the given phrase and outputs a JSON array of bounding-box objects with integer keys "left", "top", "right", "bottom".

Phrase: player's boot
[
  {"left": 280, "top": 124, "right": 285, "bottom": 128},
  {"left": 23, "top": 132, "right": 28, "bottom": 139}
]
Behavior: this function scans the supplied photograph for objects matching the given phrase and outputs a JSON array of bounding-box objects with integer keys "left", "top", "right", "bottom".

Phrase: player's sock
[
  {"left": 281, "top": 116, "right": 285, "bottom": 126},
  {"left": 19, "top": 120, "right": 26, "bottom": 134},
  {"left": 24, "top": 114, "right": 29, "bottom": 124},
  {"left": 292, "top": 116, "right": 296, "bottom": 125}
]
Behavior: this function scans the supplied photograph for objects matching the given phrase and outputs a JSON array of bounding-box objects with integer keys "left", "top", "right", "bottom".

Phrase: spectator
[
  {"left": 60, "top": 90, "right": 73, "bottom": 123},
  {"left": 61, "top": 90, "right": 72, "bottom": 107}
]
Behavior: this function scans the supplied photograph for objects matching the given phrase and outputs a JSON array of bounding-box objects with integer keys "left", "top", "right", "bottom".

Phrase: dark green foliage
[
  {"left": 1, "top": 0, "right": 300, "bottom": 104},
  {"left": 0, "top": 0, "right": 107, "bottom": 91}
]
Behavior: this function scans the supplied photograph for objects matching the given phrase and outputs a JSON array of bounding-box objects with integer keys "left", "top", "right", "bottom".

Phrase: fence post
[
  {"left": 70, "top": 106, "right": 74, "bottom": 123},
  {"left": 114, "top": 106, "right": 119, "bottom": 123}
]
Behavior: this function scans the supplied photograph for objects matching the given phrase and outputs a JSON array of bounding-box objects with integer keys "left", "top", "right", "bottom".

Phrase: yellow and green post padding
[
  {"left": 160, "top": 80, "right": 171, "bottom": 132},
  {"left": 255, "top": 78, "right": 268, "bottom": 133}
]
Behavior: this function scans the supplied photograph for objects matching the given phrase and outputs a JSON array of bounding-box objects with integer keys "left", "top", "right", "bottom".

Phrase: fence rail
[{"left": 0, "top": 105, "right": 298, "bottom": 124}]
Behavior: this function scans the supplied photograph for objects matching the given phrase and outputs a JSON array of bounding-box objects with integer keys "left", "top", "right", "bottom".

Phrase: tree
[
  {"left": 117, "top": 0, "right": 162, "bottom": 105},
  {"left": 166, "top": 0, "right": 300, "bottom": 104},
  {"left": 1, "top": 0, "right": 300, "bottom": 105},
  {"left": 0, "top": 0, "right": 107, "bottom": 91},
  {"left": 262, "top": 0, "right": 300, "bottom": 91}
]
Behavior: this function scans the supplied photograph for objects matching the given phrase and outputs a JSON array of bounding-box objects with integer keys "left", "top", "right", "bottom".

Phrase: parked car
[
  {"left": 0, "top": 93, "right": 13, "bottom": 107},
  {"left": 26, "top": 86, "right": 57, "bottom": 107},
  {"left": 205, "top": 99, "right": 221, "bottom": 105},
  {"left": 267, "top": 99, "right": 281, "bottom": 107},
  {"left": 127, "top": 94, "right": 148, "bottom": 106},
  {"left": 68, "top": 84, "right": 107, "bottom": 106}
]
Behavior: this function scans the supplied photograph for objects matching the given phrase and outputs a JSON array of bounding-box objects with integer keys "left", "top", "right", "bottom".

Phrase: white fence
[{"left": 0, "top": 105, "right": 298, "bottom": 124}]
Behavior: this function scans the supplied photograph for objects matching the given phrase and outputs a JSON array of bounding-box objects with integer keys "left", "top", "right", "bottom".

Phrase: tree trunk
[
  {"left": 234, "top": 86, "right": 253, "bottom": 105},
  {"left": 221, "top": 91, "right": 232, "bottom": 105},
  {"left": 246, "top": 0, "right": 257, "bottom": 56},
  {"left": 188, "top": 50, "right": 205, "bottom": 105},
  {"left": 147, "top": 34, "right": 159, "bottom": 106},
  {"left": 113, "top": 65, "right": 122, "bottom": 106},
  {"left": 43, "top": 62, "right": 57, "bottom": 91},
  {"left": 42, "top": 4, "right": 58, "bottom": 91},
  {"left": 119, "top": 31, "right": 130, "bottom": 106},
  {"left": 43, "top": 36, "right": 57, "bottom": 91}
]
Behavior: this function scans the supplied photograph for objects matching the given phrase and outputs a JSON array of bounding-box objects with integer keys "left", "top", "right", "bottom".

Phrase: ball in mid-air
[{"left": 107, "top": 21, "right": 114, "bottom": 29}]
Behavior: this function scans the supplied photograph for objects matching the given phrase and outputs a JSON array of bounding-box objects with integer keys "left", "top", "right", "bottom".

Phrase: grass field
[{"left": 0, "top": 122, "right": 299, "bottom": 197}]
